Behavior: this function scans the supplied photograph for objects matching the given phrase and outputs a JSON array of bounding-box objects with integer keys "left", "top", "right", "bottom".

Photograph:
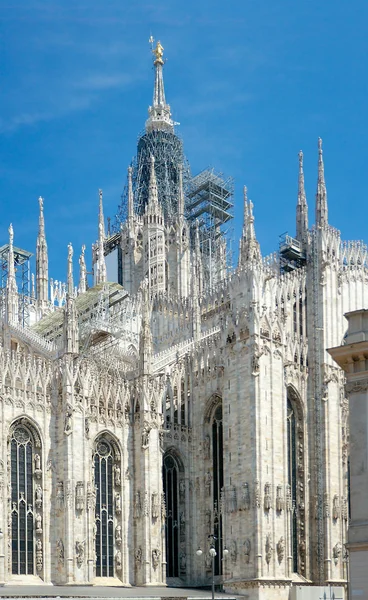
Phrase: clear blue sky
[{"left": 1, "top": 1, "right": 367, "bottom": 284}]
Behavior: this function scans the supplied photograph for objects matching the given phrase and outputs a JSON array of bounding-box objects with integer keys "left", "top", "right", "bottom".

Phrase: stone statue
[
  {"left": 180, "top": 511, "right": 186, "bottom": 534},
  {"left": 241, "top": 482, "right": 250, "bottom": 511},
  {"left": 332, "top": 494, "right": 340, "bottom": 520},
  {"left": 115, "top": 524, "right": 122, "bottom": 546},
  {"left": 152, "top": 548, "right": 161, "bottom": 569},
  {"left": 64, "top": 408, "right": 73, "bottom": 435},
  {"left": 115, "top": 492, "right": 122, "bottom": 515},
  {"left": 36, "top": 538, "right": 43, "bottom": 572},
  {"left": 276, "top": 485, "right": 284, "bottom": 512},
  {"left": 141, "top": 425, "right": 150, "bottom": 449},
  {"left": 76, "top": 540, "right": 85, "bottom": 567},
  {"left": 179, "top": 551, "right": 186, "bottom": 572},
  {"left": 113, "top": 464, "right": 121, "bottom": 488},
  {"left": 56, "top": 539, "right": 64, "bottom": 564},
  {"left": 34, "top": 454, "right": 41, "bottom": 477},
  {"left": 115, "top": 550, "right": 122, "bottom": 572},
  {"left": 151, "top": 491, "right": 159, "bottom": 519},
  {"left": 276, "top": 537, "right": 284, "bottom": 564},
  {"left": 35, "top": 484, "right": 43, "bottom": 508},
  {"left": 230, "top": 539, "right": 237, "bottom": 563},
  {"left": 135, "top": 547, "right": 142, "bottom": 565},
  {"left": 134, "top": 491, "right": 141, "bottom": 519},
  {"left": 228, "top": 484, "right": 237, "bottom": 513},
  {"left": 35, "top": 512, "right": 42, "bottom": 534},
  {"left": 203, "top": 435, "right": 210, "bottom": 459},
  {"left": 333, "top": 542, "right": 342, "bottom": 565},
  {"left": 264, "top": 482, "right": 272, "bottom": 512},
  {"left": 265, "top": 534, "right": 273, "bottom": 565},
  {"left": 204, "top": 471, "right": 212, "bottom": 496},
  {"left": 179, "top": 479, "right": 185, "bottom": 502}
]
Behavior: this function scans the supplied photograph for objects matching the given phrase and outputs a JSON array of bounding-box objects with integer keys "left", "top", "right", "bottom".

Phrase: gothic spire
[
  {"left": 139, "top": 278, "right": 152, "bottom": 375},
  {"left": 78, "top": 245, "right": 87, "bottom": 295},
  {"left": 315, "top": 137, "right": 328, "bottom": 227},
  {"left": 146, "top": 155, "right": 161, "bottom": 215},
  {"left": 6, "top": 223, "right": 18, "bottom": 323},
  {"left": 296, "top": 151, "right": 308, "bottom": 242},
  {"left": 63, "top": 243, "right": 79, "bottom": 354},
  {"left": 36, "top": 196, "right": 49, "bottom": 307},
  {"left": 238, "top": 187, "right": 261, "bottom": 266},
  {"left": 96, "top": 189, "right": 107, "bottom": 285},
  {"left": 146, "top": 39, "right": 174, "bottom": 133}
]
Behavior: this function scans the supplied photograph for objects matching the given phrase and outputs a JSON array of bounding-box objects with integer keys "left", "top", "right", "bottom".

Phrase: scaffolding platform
[
  {"left": 0, "top": 243, "right": 32, "bottom": 325},
  {"left": 279, "top": 233, "right": 306, "bottom": 272}
]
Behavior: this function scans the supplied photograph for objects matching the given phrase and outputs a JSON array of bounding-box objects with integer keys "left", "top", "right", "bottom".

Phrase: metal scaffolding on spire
[{"left": 0, "top": 239, "right": 32, "bottom": 326}]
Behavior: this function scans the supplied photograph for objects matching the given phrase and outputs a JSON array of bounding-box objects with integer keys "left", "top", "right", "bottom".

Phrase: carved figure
[
  {"left": 204, "top": 471, "right": 212, "bottom": 496},
  {"left": 141, "top": 424, "right": 150, "bottom": 448},
  {"left": 152, "top": 548, "right": 161, "bottom": 569},
  {"left": 230, "top": 539, "right": 237, "bottom": 563},
  {"left": 115, "top": 550, "right": 122, "bottom": 572},
  {"left": 332, "top": 494, "right": 340, "bottom": 520},
  {"left": 265, "top": 534, "right": 273, "bottom": 565},
  {"left": 276, "top": 537, "right": 285, "bottom": 564},
  {"left": 115, "top": 524, "right": 122, "bottom": 546},
  {"left": 34, "top": 453, "right": 41, "bottom": 477},
  {"left": 56, "top": 539, "right": 64, "bottom": 564},
  {"left": 244, "top": 538, "right": 251, "bottom": 564},
  {"left": 35, "top": 512, "right": 42, "bottom": 534},
  {"left": 35, "top": 484, "right": 43, "bottom": 508},
  {"left": 64, "top": 408, "right": 73, "bottom": 434},
  {"left": 205, "top": 508, "right": 212, "bottom": 531},
  {"left": 180, "top": 551, "right": 186, "bottom": 572},
  {"left": 333, "top": 542, "right": 342, "bottom": 565},
  {"left": 180, "top": 511, "right": 186, "bottom": 534},
  {"left": 203, "top": 435, "right": 210, "bottom": 459},
  {"left": 151, "top": 491, "right": 159, "bottom": 519},
  {"left": 115, "top": 492, "right": 122, "bottom": 515},
  {"left": 75, "top": 481, "right": 85, "bottom": 512},
  {"left": 276, "top": 485, "right": 284, "bottom": 512},
  {"left": 76, "top": 540, "right": 85, "bottom": 567},
  {"left": 285, "top": 484, "right": 292, "bottom": 512},
  {"left": 135, "top": 547, "right": 142, "bottom": 565},
  {"left": 179, "top": 479, "right": 185, "bottom": 502},
  {"left": 113, "top": 464, "right": 121, "bottom": 488},
  {"left": 36, "top": 538, "right": 43, "bottom": 572},
  {"left": 264, "top": 482, "right": 272, "bottom": 512}
]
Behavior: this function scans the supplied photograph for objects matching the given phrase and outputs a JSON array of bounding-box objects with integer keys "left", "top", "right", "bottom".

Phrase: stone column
[{"left": 328, "top": 308, "right": 368, "bottom": 599}]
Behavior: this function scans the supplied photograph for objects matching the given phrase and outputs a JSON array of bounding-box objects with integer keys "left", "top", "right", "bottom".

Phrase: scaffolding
[
  {"left": 114, "top": 129, "right": 191, "bottom": 228},
  {"left": 186, "top": 168, "right": 234, "bottom": 289},
  {"left": 279, "top": 232, "right": 306, "bottom": 273},
  {"left": 0, "top": 243, "right": 32, "bottom": 326}
]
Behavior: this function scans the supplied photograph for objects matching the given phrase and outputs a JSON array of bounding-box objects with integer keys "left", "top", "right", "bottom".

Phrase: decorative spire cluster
[
  {"left": 238, "top": 186, "right": 261, "bottom": 265},
  {"left": 296, "top": 151, "right": 308, "bottom": 242},
  {"left": 78, "top": 245, "right": 87, "bottom": 294},
  {"left": 146, "top": 39, "right": 174, "bottom": 133},
  {"left": 36, "top": 196, "right": 49, "bottom": 311},
  {"left": 315, "top": 137, "right": 328, "bottom": 227},
  {"left": 145, "top": 155, "right": 162, "bottom": 220}
]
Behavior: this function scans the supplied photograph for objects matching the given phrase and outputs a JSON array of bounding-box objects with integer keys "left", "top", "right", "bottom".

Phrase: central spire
[{"left": 146, "top": 39, "right": 174, "bottom": 133}]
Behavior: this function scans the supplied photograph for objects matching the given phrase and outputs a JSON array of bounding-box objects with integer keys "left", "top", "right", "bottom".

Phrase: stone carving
[
  {"left": 64, "top": 407, "right": 73, "bottom": 435},
  {"left": 125, "top": 467, "right": 131, "bottom": 480},
  {"left": 76, "top": 540, "right": 85, "bottom": 567},
  {"left": 35, "top": 512, "right": 42, "bottom": 534},
  {"left": 134, "top": 491, "right": 142, "bottom": 519},
  {"left": 152, "top": 548, "right": 161, "bottom": 569},
  {"left": 66, "top": 480, "right": 72, "bottom": 508},
  {"left": 179, "top": 479, "right": 185, "bottom": 502},
  {"left": 264, "top": 482, "right": 272, "bottom": 512},
  {"left": 135, "top": 547, "right": 142, "bottom": 565},
  {"left": 151, "top": 491, "right": 159, "bottom": 519},
  {"left": 265, "top": 534, "right": 273, "bottom": 565},
  {"left": 56, "top": 539, "right": 64, "bottom": 564},
  {"left": 241, "top": 482, "right": 250, "bottom": 510},
  {"left": 36, "top": 538, "right": 43, "bottom": 572},
  {"left": 115, "top": 492, "right": 122, "bottom": 515},
  {"left": 85, "top": 417, "right": 90, "bottom": 438},
  {"left": 204, "top": 471, "right": 212, "bottom": 496},
  {"left": 115, "top": 550, "right": 122, "bottom": 572},
  {"left": 276, "top": 485, "right": 284, "bottom": 512},
  {"left": 324, "top": 492, "right": 330, "bottom": 518},
  {"left": 203, "top": 435, "right": 210, "bottom": 459},
  {"left": 276, "top": 537, "right": 284, "bottom": 564},
  {"left": 244, "top": 538, "right": 251, "bottom": 564},
  {"left": 35, "top": 484, "right": 43, "bottom": 508},
  {"left": 341, "top": 497, "right": 348, "bottom": 521},
  {"left": 142, "top": 423, "right": 150, "bottom": 449},
  {"left": 205, "top": 508, "right": 212, "bottom": 531},
  {"left": 180, "top": 511, "right": 186, "bottom": 534},
  {"left": 34, "top": 454, "right": 42, "bottom": 478},
  {"left": 75, "top": 481, "right": 85, "bottom": 512},
  {"left": 254, "top": 479, "right": 260, "bottom": 508},
  {"left": 180, "top": 551, "right": 186, "bottom": 573},
  {"left": 228, "top": 485, "right": 237, "bottom": 513},
  {"left": 115, "top": 524, "right": 122, "bottom": 546},
  {"left": 332, "top": 494, "right": 340, "bottom": 520},
  {"left": 143, "top": 491, "right": 149, "bottom": 516},
  {"left": 87, "top": 482, "right": 97, "bottom": 511},
  {"left": 230, "top": 539, "right": 237, "bottom": 563},
  {"left": 333, "top": 542, "right": 342, "bottom": 565},
  {"left": 113, "top": 464, "right": 121, "bottom": 488}
]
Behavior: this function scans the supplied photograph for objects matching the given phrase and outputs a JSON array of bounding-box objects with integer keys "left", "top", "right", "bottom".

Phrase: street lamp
[{"left": 196, "top": 535, "right": 229, "bottom": 600}]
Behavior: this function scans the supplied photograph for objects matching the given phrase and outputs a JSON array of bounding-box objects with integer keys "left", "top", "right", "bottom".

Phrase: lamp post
[{"left": 196, "top": 534, "right": 229, "bottom": 600}]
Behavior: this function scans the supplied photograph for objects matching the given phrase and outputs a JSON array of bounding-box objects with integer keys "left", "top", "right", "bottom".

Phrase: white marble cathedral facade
[{"left": 0, "top": 41, "right": 365, "bottom": 599}]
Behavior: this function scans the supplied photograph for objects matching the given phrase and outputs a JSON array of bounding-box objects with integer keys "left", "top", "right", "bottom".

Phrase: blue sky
[{"left": 1, "top": 0, "right": 367, "bottom": 284}]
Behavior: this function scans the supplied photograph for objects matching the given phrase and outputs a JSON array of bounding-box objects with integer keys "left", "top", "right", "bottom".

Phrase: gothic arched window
[
  {"left": 163, "top": 453, "right": 181, "bottom": 578},
  {"left": 9, "top": 421, "right": 42, "bottom": 576},
  {"left": 94, "top": 437, "right": 116, "bottom": 577},
  {"left": 212, "top": 404, "right": 224, "bottom": 576}
]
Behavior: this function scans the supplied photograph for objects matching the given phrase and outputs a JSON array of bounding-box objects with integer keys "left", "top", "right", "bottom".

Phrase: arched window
[
  {"left": 163, "top": 453, "right": 183, "bottom": 578},
  {"left": 94, "top": 437, "right": 116, "bottom": 577},
  {"left": 287, "top": 398, "right": 298, "bottom": 572},
  {"left": 212, "top": 404, "right": 224, "bottom": 576},
  {"left": 9, "top": 420, "right": 42, "bottom": 576}
]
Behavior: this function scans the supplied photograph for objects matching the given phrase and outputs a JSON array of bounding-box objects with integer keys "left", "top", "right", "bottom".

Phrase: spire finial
[
  {"left": 67, "top": 242, "right": 74, "bottom": 297},
  {"left": 6, "top": 223, "right": 18, "bottom": 323},
  {"left": 79, "top": 244, "right": 87, "bottom": 295},
  {"left": 316, "top": 137, "right": 328, "bottom": 227},
  {"left": 146, "top": 37, "right": 173, "bottom": 133},
  {"left": 36, "top": 195, "right": 49, "bottom": 308},
  {"left": 99, "top": 189, "right": 105, "bottom": 239},
  {"left": 38, "top": 196, "right": 45, "bottom": 235},
  {"left": 96, "top": 190, "right": 107, "bottom": 285},
  {"left": 296, "top": 150, "right": 308, "bottom": 241},
  {"left": 238, "top": 188, "right": 261, "bottom": 266},
  {"left": 146, "top": 154, "right": 160, "bottom": 214}
]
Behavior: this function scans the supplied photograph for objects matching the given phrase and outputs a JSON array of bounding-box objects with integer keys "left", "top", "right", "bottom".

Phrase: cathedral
[{"left": 0, "top": 40, "right": 363, "bottom": 599}]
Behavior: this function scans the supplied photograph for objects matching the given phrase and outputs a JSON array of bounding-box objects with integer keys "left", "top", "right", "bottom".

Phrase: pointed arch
[
  {"left": 163, "top": 449, "right": 185, "bottom": 579},
  {"left": 8, "top": 417, "right": 44, "bottom": 576}
]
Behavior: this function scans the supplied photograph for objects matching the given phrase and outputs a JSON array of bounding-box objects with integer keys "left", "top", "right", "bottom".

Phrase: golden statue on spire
[{"left": 152, "top": 40, "right": 164, "bottom": 65}]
